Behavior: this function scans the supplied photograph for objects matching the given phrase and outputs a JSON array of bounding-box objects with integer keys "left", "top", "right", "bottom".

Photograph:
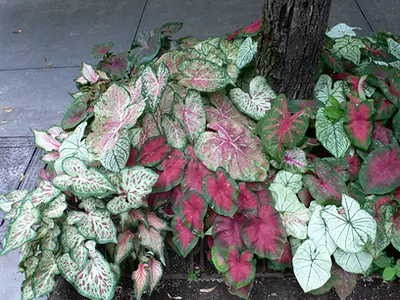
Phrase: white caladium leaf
[
  {"left": 293, "top": 239, "right": 332, "bottom": 293},
  {"left": 316, "top": 108, "right": 350, "bottom": 158},
  {"left": 174, "top": 90, "right": 206, "bottom": 142},
  {"left": 58, "top": 241, "right": 116, "bottom": 300},
  {"left": 236, "top": 37, "right": 258, "bottom": 69},
  {"left": 333, "top": 248, "right": 373, "bottom": 274},
  {"left": 326, "top": 23, "right": 361, "bottom": 39},
  {"left": 87, "top": 83, "right": 146, "bottom": 157},
  {"left": 273, "top": 170, "right": 302, "bottom": 193},
  {"left": 43, "top": 194, "right": 67, "bottom": 219},
  {"left": 138, "top": 224, "right": 165, "bottom": 265},
  {"left": 100, "top": 130, "right": 131, "bottom": 173},
  {"left": 321, "top": 194, "right": 376, "bottom": 253},
  {"left": 106, "top": 166, "right": 158, "bottom": 215},
  {"left": 308, "top": 205, "right": 337, "bottom": 255},
  {"left": 32, "top": 250, "right": 59, "bottom": 298},
  {"left": 81, "top": 62, "right": 99, "bottom": 84},
  {"left": 161, "top": 114, "right": 187, "bottom": 150},
  {"left": 0, "top": 189, "right": 28, "bottom": 213},
  {"left": 32, "top": 129, "right": 61, "bottom": 152},
  {"left": 331, "top": 36, "right": 365, "bottom": 65},
  {"left": 27, "top": 180, "right": 61, "bottom": 207},
  {"left": 129, "top": 128, "right": 143, "bottom": 148},
  {"left": 230, "top": 76, "right": 275, "bottom": 121},
  {"left": 142, "top": 63, "right": 170, "bottom": 112},
  {"left": 269, "top": 183, "right": 303, "bottom": 213},
  {"left": 114, "top": 230, "right": 135, "bottom": 264},
  {"left": 148, "top": 257, "right": 163, "bottom": 295},
  {"left": 52, "top": 157, "right": 116, "bottom": 197},
  {"left": 281, "top": 209, "right": 310, "bottom": 240},
  {"left": 0, "top": 199, "right": 40, "bottom": 255},
  {"left": 314, "top": 75, "right": 345, "bottom": 105},
  {"left": 388, "top": 38, "right": 400, "bottom": 60},
  {"left": 132, "top": 263, "right": 150, "bottom": 300}
]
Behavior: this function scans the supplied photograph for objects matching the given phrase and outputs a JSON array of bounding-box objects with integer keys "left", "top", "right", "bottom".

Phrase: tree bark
[{"left": 256, "top": 0, "right": 332, "bottom": 99}]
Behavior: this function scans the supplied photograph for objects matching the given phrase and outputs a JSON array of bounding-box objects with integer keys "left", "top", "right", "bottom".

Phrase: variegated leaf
[
  {"left": 40, "top": 224, "right": 61, "bottom": 252},
  {"left": 0, "top": 189, "right": 28, "bottom": 214},
  {"left": 142, "top": 63, "right": 170, "bottom": 112},
  {"left": 100, "top": 130, "right": 131, "bottom": 173},
  {"left": 148, "top": 257, "right": 163, "bottom": 295},
  {"left": 32, "top": 251, "right": 59, "bottom": 298},
  {"left": 273, "top": 170, "right": 302, "bottom": 193},
  {"left": 331, "top": 36, "right": 365, "bottom": 65},
  {"left": 314, "top": 75, "right": 346, "bottom": 105},
  {"left": 114, "top": 230, "right": 135, "bottom": 264},
  {"left": 326, "top": 24, "right": 361, "bottom": 39},
  {"left": 27, "top": 180, "right": 61, "bottom": 207},
  {"left": 65, "top": 226, "right": 88, "bottom": 268},
  {"left": 43, "top": 194, "right": 67, "bottom": 219},
  {"left": 161, "top": 114, "right": 187, "bottom": 150},
  {"left": 32, "top": 129, "right": 61, "bottom": 152},
  {"left": 81, "top": 62, "right": 99, "bottom": 84},
  {"left": 132, "top": 263, "right": 150, "bottom": 300},
  {"left": 308, "top": 205, "right": 337, "bottom": 255},
  {"left": 236, "top": 37, "right": 258, "bottom": 69},
  {"left": 138, "top": 224, "right": 165, "bottom": 265}
]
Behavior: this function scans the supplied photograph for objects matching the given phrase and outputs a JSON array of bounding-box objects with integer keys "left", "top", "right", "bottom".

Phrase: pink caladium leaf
[
  {"left": 359, "top": 145, "right": 400, "bottom": 194},
  {"left": 374, "top": 93, "right": 396, "bottom": 120},
  {"left": 81, "top": 62, "right": 99, "bottom": 84},
  {"left": 174, "top": 90, "right": 206, "bottom": 142},
  {"left": 330, "top": 266, "right": 358, "bottom": 300},
  {"left": 224, "top": 247, "right": 256, "bottom": 289},
  {"left": 346, "top": 153, "right": 362, "bottom": 181},
  {"left": 154, "top": 155, "right": 188, "bottom": 192},
  {"left": 179, "top": 191, "right": 207, "bottom": 236},
  {"left": 343, "top": 101, "right": 374, "bottom": 150},
  {"left": 194, "top": 120, "right": 269, "bottom": 182},
  {"left": 132, "top": 263, "right": 150, "bottom": 300},
  {"left": 136, "top": 114, "right": 161, "bottom": 148},
  {"left": 138, "top": 224, "right": 165, "bottom": 265},
  {"left": 61, "top": 95, "right": 89, "bottom": 130},
  {"left": 269, "top": 241, "right": 292, "bottom": 271},
  {"left": 146, "top": 211, "right": 170, "bottom": 231},
  {"left": 160, "top": 22, "right": 183, "bottom": 36},
  {"left": 58, "top": 241, "right": 116, "bottom": 300},
  {"left": 203, "top": 167, "right": 239, "bottom": 217},
  {"left": 242, "top": 204, "right": 286, "bottom": 259},
  {"left": 237, "top": 183, "right": 259, "bottom": 215},
  {"left": 137, "top": 136, "right": 171, "bottom": 167},
  {"left": 131, "top": 30, "right": 162, "bottom": 67},
  {"left": 279, "top": 148, "right": 308, "bottom": 173},
  {"left": 32, "top": 250, "right": 59, "bottom": 298},
  {"left": 28, "top": 180, "right": 61, "bottom": 206},
  {"left": 227, "top": 17, "right": 261, "bottom": 40},
  {"left": 303, "top": 159, "right": 348, "bottom": 205},
  {"left": 161, "top": 114, "right": 187, "bottom": 150},
  {"left": 100, "top": 54, "right": 129, "bottom": 78},
  {"left": 32, "top": 129, "right": 61, "bottom": 152},
  {"left": 87, "top": 84, "right": 146, "bottom": 157},
  {"left": 178, "top": 59, "right": 232, "bottom": 92},
  {"left": 212, "top": 214, "right": 247, "bottom": 255},
  {"left": 148, "top": 257, "right": 163, "bottom": 295},
  {"left": 256, "top": 95, "right": 309, "bottom": 160},
  {"left": 172, "top": 215, "right": 199, "bottom": 257},
  {"left": 181, "top": 147, "right": 212, "bottom": 193},
  {"left": 142, "top": 63, "right": 170, "bottom": 112},
  {"left": 372, "top": 121, "right": 392, "bottom": 144},
  {"left": 156, "top": 52, "right": 185, "bottom": 76},
  {"left": 114, "top": 230, "right": 135, "bottom": 264},
  {"left": 92, "top": 41, "right": 114, "bottom": 58}
]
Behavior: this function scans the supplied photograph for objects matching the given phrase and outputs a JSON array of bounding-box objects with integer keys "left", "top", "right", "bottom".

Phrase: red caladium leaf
[
  {"left": 252, "top": 185, "right": 274, "bottom": 205},
  {"left": 137, "top": 136, "right": 171, "bottom": 167},
  {"left": 148, "top": 257, "right": 163, "bottom": 295},
  {"left": 212, "top": 214, "right": 247, "bottom": 255},
  {"left": 224, "top": 247, "right": 256, "bottom": 289},
  {"left": 100, "top": 53, "right": 129, "bottom": 78},
  {"left": 343, "top": 101, "right": 374, "bottom": 150},
  {"left": 298, "top": 187, "right": 313, "bottom": 207},
  {"left": 132, "top": 263, "right": 150, "bottom": 300},
  {"left": 270, "top": 241, "right": 292, "bottom": 270},
  {"left": 195, "top": 120, "right": 269, "bottom": 182},
  {"left": 242, "top": 204, "right": 286, "bottom": 259},
  {"left": 182, "top": 148, "right": 212, "bottom": 193},
  {"left": 153, "top": 155, "right": 188, "bottom": 192},
  {"left": 179, "top": 191, "right": 207, "bottom": 235},
  {"left": 372, "top": 121, "right": 392, "bottom": 144},
  {"left": 203, "top": 168, "right": 239, "bottom": 217},
  {"left": 256, "top": 95, "right": 309, "bottom": 160},
  {"left": 126, "top": 148, "right": 139, "bottom": 167},
  {"left": 346, "top": 153, "right": 362, "bottom": 181},
  {"left": 359, "top": 145, "right": 400, "bottom": 194},
  {"left": 303, "top": 159, "right": 348, "bottom": 205},
  {"left": 394, "top": 187, "right": 400, "bottom": 201},
  {"left": 114, "top": 230, "right": 135, "bottom": 264},
  {"left": 92, "top": 42, "right": 114, "bottom": 58},
  {"left": 228, "top": 281, "right": 254, "bottom": 300},
  {"left": 227, "top": 17, "right": 261, "bottom": 40},
  {"left": 160, "top": 21, "right": 183, "bottom": 36},
  {"left": 237, "top": 183, "right": 259, "bottom": 215},
  {"left": 172, "top": 215, "right": 199, "bottom": 257},
  {"left": 374, "top": 93, "right": 396, "bottom": 120}
]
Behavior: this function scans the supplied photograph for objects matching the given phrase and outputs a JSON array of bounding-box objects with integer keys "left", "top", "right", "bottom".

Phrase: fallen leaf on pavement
[
  {"left": 1, "top": 121, "right": 7, "bottom": 125},
  {"left": 1, "top": 107, "right": 15, "bottom": 112},
  {"left": 13, "top": 29, "right": 22, "bottom": 34}
]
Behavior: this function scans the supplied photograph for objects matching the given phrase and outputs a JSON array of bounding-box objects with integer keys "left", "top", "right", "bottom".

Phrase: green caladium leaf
[
  {"left": 138, "top": 224, "right": 165, "bottom": 265},
  {"left": 107, "top": 166, "right": 158, "bottom": 214},
  {"left": 0, "top": 189, "right": 27, "bottom": 216},
  {"left": 32, "top": 250, "right": 59, "bottom": 298},
  {"left": 230, "top": 76, "right": 276, "bottom": 121},
  {"left": 293, "top": 239, "right": 332, "bottom": 293},
  {"left": 236, "top": 37, "right": 258, "bottom": 69},
  {"left": 326, "top": 23, "right": 361, "bottom": 39},
  {"left": 273, "top": 170, "right": 302, "bottom": 193},
  {"left": 58, "top": 241, "right": 117, "bottom": 300},
  {"left": 42, "top": 194, "right": 67, "bottom": 219},
  {"left": 316, "top": 108, "right": 350, "bottom": 158},
  {"left": 131, "top": 30, "right": 162, "bottom": 67},
  {"left": 314, "top": 75, "right": 346, "bottom": 105},
  {"left": 142, "top": 63, "right": 170, "bottom": 112},
  {"left": 0, "top": 199, "right": 40, "bottom": 255},
  {"left": 308, "top": 205, "right": 337, "bottom": 255},
  {"left": 114, "top": 230, "right": 135, "bottom": 264},
  {"left": 161, "top": 114, "right": 187, "bottom": 150},
  {"left": 100, "top": 130, "right": 131, "bottom": 173},
  {"left": 178, "top": 59, "right": 232, "bottom": 92},
  {"left": 333, "top": 248, "right": 373, "bottom": 274},
  {"left": 331, "top": 36, "right": 366, "bottom": 65},
  {"left": 174, "top": 90, "right": 206, "bottom": 142},
  {"left": 52, "top": 157, "right": 116, "bottom": 197},
  {"left": 321, "top": 194, "right": 376, "bottom": 253}
]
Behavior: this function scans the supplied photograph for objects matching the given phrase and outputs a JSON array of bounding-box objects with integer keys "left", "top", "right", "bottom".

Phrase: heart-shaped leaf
[
  {"left": 81, "top": 62, "right": 99, "bottom": 84},
  {"left": 142, "top": 63, "right": 170, "bottom": 112},
  {"left": 172, "top": 215, "right": 199, "bottom": 257},
  {"left": 160, "top": 22, "right": 183, "bottom": 36},
  {"left": 131, "top": 30, "right": 161, "bottom": 67},
  {"left": 179, "top": 191, "right": 207, "bottom": 235},
  {"left": 161, "top": 114, "right": 187, "bottom": 150},
  {"left": 273, "top": 170, "right": 302, "bottom": 193},
  {"left": 225, "top": 247, "right": 256, "bottom": 289},
  {"left": 32, "top": 129, "right": 61, "bottom": 152},
  {"left": 148, "top": 257, "right": 163, "bottom": 295},
  {"left": 132, "top": 263, "right": 150, "bottom": 300},
  {"left": 114, "top": 230, "right": 135, "bottom": 264},
  {"left": 92, "top": 41, "right": 114, "bottom": 58},
  {"left": 326, "top": 23, "right": 361, "bottom": 39},
  {"left": 331, "top": 36, "right": 365, "bottom": 65},
  {"left": 100, "top": 130, "right": 131, "bottom": 173},
  {"left": 308, "top": 205, "right": 337, "bottom": 255},
  {"left": 137, "top": 136, "right": 171, "bottom": 167},
  {"left": 333, "top": 248, "right": 373, "bottom": 274},
  {"left": 237, "top": 183, "right": 259, "bottom": 215},
  {"left": 236, "top": 37, "right": 258, "bottom": 69},
  {"left": 153, "top": 155, "right": 188, "bottom": 192},
  {"left": 138, "top": 224, "right": 165, "bottom": 265},
  {"left": 330, "top": 265, "right": 358, "bottom": 300},
  {"left": 279, "top": 148, "right": 308, "bottom": 173},
  {"left": 314, "top": 75, "right": 345, "bottom": 105},
  {"left": 32, "top": 251, "right": 59, "bottom": 298},
  {"left": 43, "top": 194, "right": 67, "bottom": 219},
  {"left": 213, "top": 214, "right": 247, "bottom": 255}
]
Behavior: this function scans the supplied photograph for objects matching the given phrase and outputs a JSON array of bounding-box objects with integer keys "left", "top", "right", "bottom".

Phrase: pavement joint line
[
  {"left": 354, "top": 0, "right": 374, "bottom": 32},
  {"left": 0, "top": 66, "right": 80, "bottom": 72},
  {"left": 17, "top": 148, "right": 38, "bottom": 190},
  {"left": 131, "top": 0, "right": 150, "bottom": 46}
]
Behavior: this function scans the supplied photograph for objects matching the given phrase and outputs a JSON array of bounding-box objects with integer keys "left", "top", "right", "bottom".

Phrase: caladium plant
[{"left": 1, "top": 20, "right": 400, "bottom": 300}]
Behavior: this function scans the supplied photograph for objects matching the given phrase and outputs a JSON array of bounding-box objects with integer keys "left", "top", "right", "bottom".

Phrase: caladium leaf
[
  {"left": 62, "top": 97, "right": 89, "bottom": 131},
  {"left": 32, "top": 250, "right": 59, "bottom": 298},
  {"left": 146, "top": 211, "right": 170, "bottom": 231},
  {"left": 138, "top": 224, "right": 165, "bottom": 265},
  {"left": 343, "top": 101, "right": 374, "bottom": 150},
  {"left": 132, "top": 263, "right": 150, "bottom": 300},
  {"left": 333, "top": 248, "right": 373, "bottom": 274},
  {"left": 293, "top": 239, "right": 332, "bottom": 293},
  {"left": 142, "top": 63, "right": 170, "bottom": 112},
  {"left": 195, "top": 120, "right": 269, "bottom": 182},
  {"left": 374, "top": 93, "right": 396, "bottom": 120},
  {"left": 181, "top": 148, "right": 211, "bottom": 193},
  {"left": 0, "top": 199, "right": 39, "bottom": 255},
  {"left": 160, "top": 22, "right": 183, "bottom": 36},
  {"left": 331, "top": 36, "right": 365, "bottom": 65},
  {"left": 178, "top": 59, "right": 232, "bottom": 92},
  {"left": 279, "top": 148, "right": 308, "bottom": 173},
  {"left": 131, "top": 30, "right": 161, "bottom": 67},
  {"left": 0, "top": 189, "right": 27, "bottom": 214},
  {"left": 392, "top": 211, "right": 400, "bottom": 252},
  {"left": 269, "top": 241, "right": 292, "bottom": 271},
  {"left": 321, "top": 194, "right": 376, "bottom": 253},
  {"left": 52, "top": 157, "right": 116, "bottom": 197},
  {"left": 172, "top": 215, "right": 199, "bottom": 257},
  {"left": 87, "top": 84, "right": 146, "bottom": 157},
  {"left": 179, "top": 191, "right": 207, "bottom": 235},
  {"left": 100, "top": 130, "right": 131, "bottom": 173},
  {"left": 153, "top": 155, "right": 188, "bottom": 192},
  {"left": 92, "top": 41, "right": 114, "bottom": 58},
  {"left": 256, "top": 95, "right": 309, "bottom": 160},
  {"left": 237, "top": 183, "right": 259, "bottom": 215},
  {"left": 228, "top": 17, "right": 261, "bottom": 40},
  {"left": 32, "top": 129, "right": 61, "bottom": 152},
  {"left": 81, "top": 62, "right": 99, "bottom": 84},
  {"left": 114, "top": 230, "right": 135, "bottom": 264},
  {"left": 308, "top": 205, "right": 337, "bottom": 255},
  {"left": 27, "top": 180, "right": 61, "bottom": 207},
  {"left": 236, "top": 37, "right": 257, "bottom": 69},
  {"left": 314, "top": 75, "right": 346, "bottom": 105},
  {"left": 273, "top": 170, "right": 302, "bottom": 193},
  {"left": 393, "top": 111, "right": 400, "bottom": 142},
  {"left": 379, "top": 77, "right": 400, "bottom": 107},
  {"left": 203, "top": 168, "right": 239, "bottom": 217},
  {"left": 359, "top": 145, "right": 400, "bottom": 194},
  {"left": 230, "top": 76, "right": 275, "bottom": 121},
  {"left": 330, "top": 266, "right": 357, "bottom": 300},
  {"left": 174, "top": 90, "right": 206, "bottom": 142},
  {"left": 107, "top": 166, "right": 159, "bottom": 214},
  {"left": 220, "top": 39, "right": 241, "bottom": 64},
  {"left": 148, "top": 257, "right": 163, "bottom": 295},
  {"left": 315, "top": 108, "right": 351, "bottom": 158},
  {"left": 58, "top": 241, "right": 116, "bottom": 300},
  {"left": 242, "top": 204, "right": 286, "bottom": 259},
  {"left": 326, "top": 23, "right": 361, "bottom": 38},
  {"left": 225, "top": 247, "right": 256, "bottom": 289},
  {"left": 43, "top": 194, "right": 67, "bottom": 219},
  {"left": 137, "top": 136, "right": 171, "bottom": 167},
  {"left": 212, "top": 214, "right": 247, "bottom": 256},
  {"left": 161, "top": 114, "right": 187, "bottom": 150},
  {"left": 64, "top": 226, "right": 88, "bottom": 268}
]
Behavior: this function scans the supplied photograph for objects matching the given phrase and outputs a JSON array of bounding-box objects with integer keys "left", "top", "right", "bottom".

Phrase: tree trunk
[{"left": 256, "top": 0, "right": 332, "bottom": 99}]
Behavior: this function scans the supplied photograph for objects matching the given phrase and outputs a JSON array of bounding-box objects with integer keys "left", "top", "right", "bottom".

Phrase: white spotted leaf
[{"left": 236, "top": 37, "right": 258, "bottom": 69}]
